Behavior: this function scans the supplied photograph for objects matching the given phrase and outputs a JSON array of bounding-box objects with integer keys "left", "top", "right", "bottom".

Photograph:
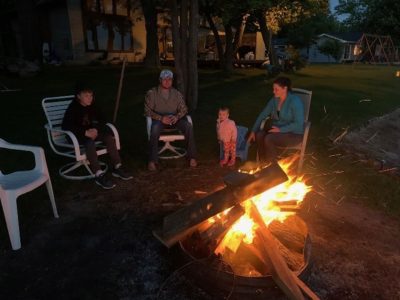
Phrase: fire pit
[
  {"left": 179, "top": 231, "right": 311, "bottom": 299},
  {"left": 154, "top": 160, "right": 318, "bottom": 299}
]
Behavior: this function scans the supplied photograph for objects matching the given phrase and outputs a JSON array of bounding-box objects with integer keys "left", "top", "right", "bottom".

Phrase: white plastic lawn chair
[
  {"left": 259, "top": 88, "right": 312, "bottom": 174},
  {"left": 146, "top": 116, "right": 193, "bottom": 159},
  {"left": 42, "top": 96, "right": 120, "bottom": 180},
  {"left": 0, "top": 138, "right": 59, "bottom": 250}
]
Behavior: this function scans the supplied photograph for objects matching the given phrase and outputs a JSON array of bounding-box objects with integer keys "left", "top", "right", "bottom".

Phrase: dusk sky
[{"left": 330, "top": 0, "right": 339, "bottom": 13}]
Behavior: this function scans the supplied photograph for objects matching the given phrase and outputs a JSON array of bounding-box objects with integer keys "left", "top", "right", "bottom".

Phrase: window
[{"left": 83, "top": 0, "right": 133, "bottom": 52}]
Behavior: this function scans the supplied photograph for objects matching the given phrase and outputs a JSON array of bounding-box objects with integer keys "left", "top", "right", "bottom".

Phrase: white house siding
[{"left": 307, "top": 43, "right": 339, "bottom": 63}]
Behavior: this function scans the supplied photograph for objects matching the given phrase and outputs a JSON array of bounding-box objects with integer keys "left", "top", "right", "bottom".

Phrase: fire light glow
[{"left": 216, "top": 156, "right": 312, "bottom": 254}]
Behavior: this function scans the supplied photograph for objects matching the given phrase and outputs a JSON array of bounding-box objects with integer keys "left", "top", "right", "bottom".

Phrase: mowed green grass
[{"left": 1, "top": 63, "right": 399, "bottom": 214}]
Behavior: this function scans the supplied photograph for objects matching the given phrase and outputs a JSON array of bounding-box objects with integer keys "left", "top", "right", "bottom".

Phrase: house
[
  {"left": 304, "top": 32, "right": 363, "bottom": 63},
  {"left": 0, "top": 0, "right": 151, "bottom": 63},
  {"left": 0, "top": 0, "right": 273, "bottom": 64}
]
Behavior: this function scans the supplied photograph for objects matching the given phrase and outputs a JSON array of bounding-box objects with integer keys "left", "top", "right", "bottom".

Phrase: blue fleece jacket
[{"left": 251, "top": 92, "right": 305, "bottom": 134}]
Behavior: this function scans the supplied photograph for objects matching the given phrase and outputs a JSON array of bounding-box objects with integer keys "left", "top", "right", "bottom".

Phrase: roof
[{"left": 318, "top": 32, "right": 363, "bottom": 43}]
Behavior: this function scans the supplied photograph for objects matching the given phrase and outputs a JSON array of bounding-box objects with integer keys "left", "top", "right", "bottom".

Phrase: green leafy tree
[
  {"left": 318, "top": 39, "right": 343, "bottom": 61},
  {"left": 335, "top": 0, "right": 400, "bottom": 43}
]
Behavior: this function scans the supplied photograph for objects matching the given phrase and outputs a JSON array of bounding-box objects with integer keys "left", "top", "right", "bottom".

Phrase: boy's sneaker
[
  {"left": 95, "top": 173, "right": 116, "bottom": 189},
  {"left": 112, "top": 167, "right": 133, "bottom": 180}
]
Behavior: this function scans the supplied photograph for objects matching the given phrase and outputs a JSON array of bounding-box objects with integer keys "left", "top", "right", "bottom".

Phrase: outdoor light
[{"left": 396, "top": 71, "right": 400, "bottom": 77}]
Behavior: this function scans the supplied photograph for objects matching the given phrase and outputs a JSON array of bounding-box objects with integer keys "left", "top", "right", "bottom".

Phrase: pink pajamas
[{"left": 216, "top": 118, "right": 237, "bottom": 166}]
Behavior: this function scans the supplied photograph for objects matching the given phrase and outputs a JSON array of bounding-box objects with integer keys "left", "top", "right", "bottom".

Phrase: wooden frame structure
[{"left": 354, "top": 34, "right": 399, "bottom": 65}]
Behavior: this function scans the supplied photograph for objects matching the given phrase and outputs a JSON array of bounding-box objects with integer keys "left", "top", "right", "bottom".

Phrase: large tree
[
  {"left": 253, "top": 0, "right": 329, "bottom": 65},
  {"left": 201, "top": 0, "right": 329, "bottom": 69},
  {"left": 169, "top": 0, "right": 199, "bottom": 111},
  {"left": 335, "top": 0, "right": 400, "bottom": 43},
  {"left": 201, "top": 0, "right": 250, "bottom": 71}
]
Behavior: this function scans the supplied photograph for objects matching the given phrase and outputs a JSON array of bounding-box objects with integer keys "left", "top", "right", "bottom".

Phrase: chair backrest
[
  {"left": 42, "top": 95, "right": 74, "bottom": 146},
  {"left": 236, "top": 125, "right": 248, "bottom": 150},
  {"left": 291, "top": 88, "right": 312, "bottom": 122}
]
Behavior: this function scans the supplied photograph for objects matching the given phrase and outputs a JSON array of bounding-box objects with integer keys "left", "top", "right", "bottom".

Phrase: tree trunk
[
  {"left": 206, "top": 13, "right": 224, "bottom": 68},
  {"left": 232, "top": 14, "right": 248, "bottom": 55},
  {"left": 223, "top": 24, "right": 234, "bottom": 72},
  {"left": 170, "top": 0, "right": 184, "bottom": 94},
  {"left": 187, "top": 0, "right": 199, "bottom": 111},
  {"left": 141, "top": 0, "right": 160, "bottom": 67},
  {"left": 169, "top": 0, "right": 199, "bottom": 111},
  {"left": 180, "top": 0, "right": 189, "bottom": 100},
  {"left": 256, "top": 9, "right": 277, "bottom": 65}
]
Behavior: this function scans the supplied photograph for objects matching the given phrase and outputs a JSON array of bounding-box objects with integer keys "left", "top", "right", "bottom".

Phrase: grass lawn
[
  {"left": 1, "top": 64, "right": 400, "bottom": 299},
  {"left": 1, "top": 63, "right": 400, "bottom": 215}
]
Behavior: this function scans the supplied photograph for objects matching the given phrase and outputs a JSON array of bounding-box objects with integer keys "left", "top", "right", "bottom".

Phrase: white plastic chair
[
  {"left": 259, "top": 88, "right": 312, "bottom": 174},
  {"left": 146, "top": 116, "right": 193, "bottom": 159},
  {"left": 42, "top": 96, "right": 120, "bottom": 180},
  {"left": 0, "top": 138, "right": 59, "bottom": 250}
]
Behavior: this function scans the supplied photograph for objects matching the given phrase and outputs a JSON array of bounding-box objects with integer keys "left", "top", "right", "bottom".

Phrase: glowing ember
[{"left": 216, "top": 156, "right": 312, "bottom": 254}]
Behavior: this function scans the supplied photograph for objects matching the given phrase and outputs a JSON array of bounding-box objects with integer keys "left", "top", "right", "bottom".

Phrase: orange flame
[{"left": 216, "top": 156, "right": 311, "bottom": 254}]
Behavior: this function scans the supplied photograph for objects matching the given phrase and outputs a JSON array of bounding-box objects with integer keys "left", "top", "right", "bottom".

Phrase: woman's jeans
[{"left": 256, "top": 131, "right": 303, "bottom": 163}]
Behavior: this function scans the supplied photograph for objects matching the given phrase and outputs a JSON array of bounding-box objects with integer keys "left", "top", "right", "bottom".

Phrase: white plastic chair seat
[
  {"left": 0, "top": 138, "right": 59, "bottom": 250},
  {"left": 160, "top": 135, "right": 185, "bottom": 142},
  {"left": 146, "top": 116, "right": 193, "bottom": 160},
  {"left": 0, "top": 170, "right": 47, "bottom": 191}
]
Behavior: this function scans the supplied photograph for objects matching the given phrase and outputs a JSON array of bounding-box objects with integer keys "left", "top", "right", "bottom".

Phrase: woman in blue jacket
[{"left": 247, "top": 77, "right": 304, "bottom": 163}]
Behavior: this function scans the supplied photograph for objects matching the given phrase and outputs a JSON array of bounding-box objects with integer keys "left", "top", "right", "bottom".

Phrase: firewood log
[
  {"left": 154, "top": 163, "right": 288, "bottom": 247},
  {"left": 200, "top": 205, "right": 244, "bottom": 244},
  {"left": 248, "top": 200, "right": 305, "bottom": 300},
  {"left": 269, "top": 216, "right": 308, "bottom": 253}
]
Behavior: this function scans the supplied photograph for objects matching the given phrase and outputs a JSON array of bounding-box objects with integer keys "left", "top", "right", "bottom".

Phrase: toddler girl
[{"left": 216, "top": 107, "right": 237, "bottom": 167}]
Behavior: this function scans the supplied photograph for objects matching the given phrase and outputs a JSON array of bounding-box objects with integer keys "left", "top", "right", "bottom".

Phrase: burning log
[
  {"left": 269, "top": 216, "right": 308, "bottom": 253},
  {"left": 153, "top": 163, "right": 288, "bottom": 247},
  {"left": 249, "top": 201, "right": 319, "bottom": 300},
  {"left": 199, "top": 205, "right": 245, "bottom": 250},
  {"left": 248, "top": 201, "right": 305, "bottom": 300}
]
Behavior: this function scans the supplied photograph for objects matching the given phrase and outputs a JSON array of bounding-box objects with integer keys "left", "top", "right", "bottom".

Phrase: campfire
[
  {"left": 208, "top": 158, "right": 311, "bottom": 276},
  {"left": 154, "top": 158, "right": 318, "bottom": 299}
]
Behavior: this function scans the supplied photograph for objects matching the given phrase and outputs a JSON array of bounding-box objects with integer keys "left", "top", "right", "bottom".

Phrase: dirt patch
[
  {"left": 340, "top": 108, "right": 400, "bottom": 171},
  {"left": 0, "top": 160, "right": 400, "bottom": 299}
]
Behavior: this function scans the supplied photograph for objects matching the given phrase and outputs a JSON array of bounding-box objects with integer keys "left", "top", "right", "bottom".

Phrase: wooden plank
[
  {"left": 248, "top": 200, "right": 305, "bottom": 300},
  {"left": 241, "top": 230, "right": 319, "bottom": 300},
  {"left": 295, "top": 277, "right": 320, "bottom": 300},
  {"left": 154, "top": 163, "right": 288, "bottom": 247}
]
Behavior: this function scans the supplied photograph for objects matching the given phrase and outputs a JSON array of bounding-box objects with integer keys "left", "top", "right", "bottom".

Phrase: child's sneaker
[
  {"left": 219, "top": 159, "right": 228, "bottom": 167},
  {"left": 227, "top": 159, "right": 236, "bottom": 167}
]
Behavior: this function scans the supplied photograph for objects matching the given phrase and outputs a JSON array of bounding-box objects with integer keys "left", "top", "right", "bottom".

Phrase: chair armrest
[
  {"left": 106, "top": 123, "right": 120, "bottom": 150},
  {"left": 260, "top": 119, "right": 266, "bottom": 130},
  {"left": 186, "top": 115, "right": 193, "bottom": 125},
  {"left": 146, "top": 116, "right": 152, "bottom": 140},
  {"left": 44, "top": 124, "right": 81, "bottom": 156},
  {"left": 0, "top": 138, "right": 48, "bottom": 174}
]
